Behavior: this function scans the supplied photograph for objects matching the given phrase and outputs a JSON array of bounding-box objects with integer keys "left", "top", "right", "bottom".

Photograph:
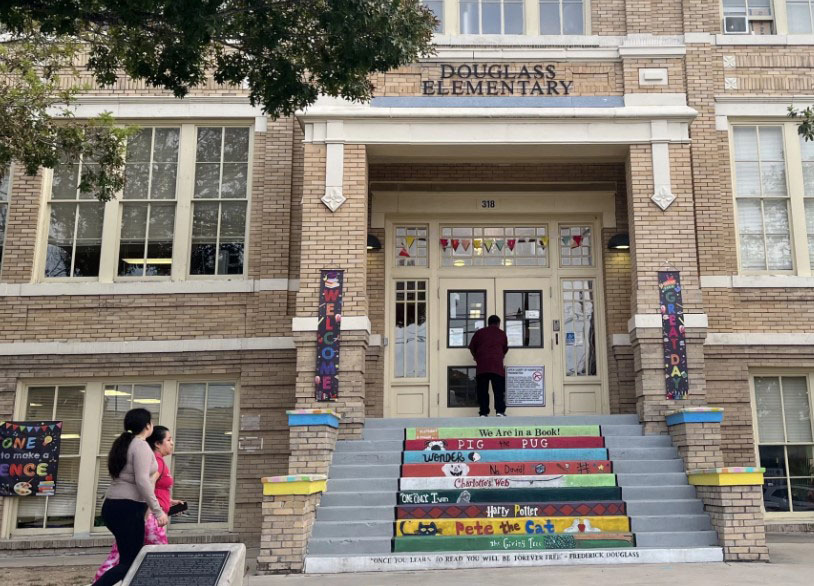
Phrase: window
[
  {"left": 754, "top": 376, "right": 814, "bottom": 513},
  {"left": 191, "top": 127, "right": 250, "bottom": 276},
  {"left": 395, "top": 226, "right": 428, "bottom": 267},
  {"left": 448, "top": 290, "right": 486, "bottom": 347},
  {"left": 504, "top": 291, "right": 543, "bottom": 348},
  {"left": 119, "top": 128, "right": 179, "bottom": 277},
  {"left": 394, "top": 281, "right": 428, "bottom": 378},
  {"left": 559, "top": 225, "right": 592, "bottom": 266},
  {"left": 0, "top": 166, "right": 9, "bottom": 268},
  {"left": 45, "top": 155, "right": 105, "bottom": 278},
  {"left": 723, "top": 0, "right": 774, "bottom": 34},
  {"left": 788, "top": 0, "right": 814, "bottom": 33},
  {"left": 803, "top": 137, "right": 814, "bottom": 268},
  {"left": 733, "top": 126, "right": 792, "bottom": 271},
  {"left": 562, "top": 279, "right": 596, "bottom": 377},
  {"left": 42, "top": 124, "right": 252, "bottom": 281},
  {"left": 16, "top": 385, "right": 85, "bottom": 529},
  {"left": 540, "top": 0, "right": 584, "bottom": 34},
  {"left": 448, "top": 366, "right": 479, "bottom": 407},
  {"left": 422, "top": 0, "right": 445, "bottom": 32},
  {"left": 460, "top": 0, "right": 524, "bottom": 34},
  {"left": 441, "top": 225, "right": 549, "bottom": 267},
  {"left": 13, "top": 380, "right": 238, "bottom": 535}
]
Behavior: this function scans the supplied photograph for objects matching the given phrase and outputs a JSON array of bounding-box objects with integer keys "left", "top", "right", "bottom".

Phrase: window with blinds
[{"left": 754, "top": 376, "right": 814, "bottom": 513}]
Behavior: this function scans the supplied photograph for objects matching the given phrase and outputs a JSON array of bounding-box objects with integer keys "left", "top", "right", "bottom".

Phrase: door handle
[{"left": 555, "top": 333, "right": 559, "bottom": 345}]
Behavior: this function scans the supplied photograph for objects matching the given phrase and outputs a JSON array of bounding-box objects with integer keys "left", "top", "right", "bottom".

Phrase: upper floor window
[
  {"left": 0, "top": 167, "right": 9, "bottom": 270},
  {"left": 43, "top": 124, "right": 252, "bottom": 281},
  {"left": 788, "top": 0, "right": 814, "bottom": 33},
  {"left": 422, "top": 0, "right": 445, "bottom": 32},
  {"left": 723, "top": 0, "right": 775, "bottom": 34},
  {"left": 732, "top": 124, "right": 814, "bottom": 274},
  {"left": 460, "top": 0, "right": 524, "bottom": 34},
  {"left": 540, "top": 0, "right": 584, "bottom": 34}
]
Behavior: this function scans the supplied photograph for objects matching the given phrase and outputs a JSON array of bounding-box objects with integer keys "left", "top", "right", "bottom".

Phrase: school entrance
[{"left": 376, "top": 187, "right": 612, "bottom": 418}]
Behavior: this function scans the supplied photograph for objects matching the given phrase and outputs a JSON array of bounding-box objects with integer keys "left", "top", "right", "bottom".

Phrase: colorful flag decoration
[
  {"left": 473, "top": 239, "right": 482, "bottom": 249},
  {"left": 406, "top": 236, "right": 416, "bottom": 248},
  {"left": 539, "top": 236, "right": 549, "bottom": 249},
  {"left": 440, "top": 238, "right": 449, "bottom": 251},
  {"left": 452, "top": 239, "right": 460, "bottom": 251},
  {"left": 495, "top": 240, "right": 504, "bottom": 251},
  {"left": 461, "top": 239, "right": 471, "bottom": 252},
  {"left": 573, "top": 235, "right": 583, "bottom": 247},
  {"left": 399, "top": 248, "right": 410, "bottom": 257},
  {"left": 561, "top": 236, "right": 571, "bottom": 247},
  {"left": 507, "top": 239, "right": 516, "bottom": 251},
  {"left": 484, "top": 239, "right": 494, "bottom": 252}
]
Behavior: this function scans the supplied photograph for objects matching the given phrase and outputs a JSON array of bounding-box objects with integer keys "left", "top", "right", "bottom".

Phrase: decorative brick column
[
  {"left": 688, "top": 468, "right": 770, "bottom": 562},
  {"left": 666, "top": 407, "right": 724, "bottom": 469},
  {"left": 287, "top": 409, "right": 341, "bottom": 475},
  {"left": 666, "top": 407, "right": 769, "bottom": 562},
  {"left": 257, "top": 475, "right": 327, "bottom": 574}
]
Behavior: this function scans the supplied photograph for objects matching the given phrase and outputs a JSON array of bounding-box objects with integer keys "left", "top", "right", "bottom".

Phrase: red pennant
[
  {"left": 399, "top": 248, "right": 410, "bottom": 257},
  {"left": 452, "top": 239, "right": 460, "bottom": 251},
  {"left": 573, "top": 235, "right": 583, "bottom": 247},
  {"left": 41, "top": 425, "right": 48, "bottom": 431},
  {"left": 507, "top": 239, "right": 516, "bottom": 251},
  {"left": 440, "top": 238, "right": 449, "bottom": 251}
]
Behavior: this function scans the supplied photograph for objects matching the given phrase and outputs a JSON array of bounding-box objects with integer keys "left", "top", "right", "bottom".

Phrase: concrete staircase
[{"left": 305, "top": 415, "right": 723, "bottom": 573}]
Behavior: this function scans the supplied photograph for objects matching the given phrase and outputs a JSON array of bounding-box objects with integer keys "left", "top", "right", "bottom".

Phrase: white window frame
[
  {"left": 459, "top": 0, "right": 526, "bottom": 34},
  {"left": 538, "top": 0, "right": 587, "bottom": 35},
  {"left": 722, "top": 0, "right": 776, "bottom": 34},
  {"left": 0, "top": 164, "right": 11, "bottom": 275},
  {"left": 784, "top": 0, "right": 814, "bottom": 33},
  {"left": 731, "top": 122, "right": 811, "bottom": 276},
  {"left": 750, "top": 372, "right": 814, "bottom": 520},
  {"left": 441, "top": 0, "right": 590, "bottom": 34},
  {"left": 2, "top": 377, "right": 240, "bottom": 538},
  {"left": 34, "top": 122, "right": 254, "bottom": 283}
]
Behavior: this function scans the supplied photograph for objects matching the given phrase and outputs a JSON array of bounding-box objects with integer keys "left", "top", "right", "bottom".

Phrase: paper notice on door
[
  {"left": 506, "top": 320, "right": 524, "bottom": 346},
  {"left": 473, "top": 320, "right": 484, "bottom": 331},
  {"left": 525, "top": 310, "right": 540, "bottom": 319},
  {"left": 506, "top": 366, "right": 545, "bottom": 406},
  {"left": 449, "top": 327, "right": 465, "bottom": 346}
]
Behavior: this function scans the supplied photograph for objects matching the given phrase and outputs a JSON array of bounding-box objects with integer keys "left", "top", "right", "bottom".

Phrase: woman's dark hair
[
  {"left": 107, "top": 408, "right": 152, "bottom": 479},
  {"left": 147, "top": 426, "right": 170, "bottom": 451}
]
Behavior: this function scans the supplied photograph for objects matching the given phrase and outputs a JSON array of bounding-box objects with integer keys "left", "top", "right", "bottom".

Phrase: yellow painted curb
[
  {"left": 262, "top": 479, "right": 327, "bottom": 496},
  {"left": 688, "top": 472, "right": 764, "bottom": 486}
]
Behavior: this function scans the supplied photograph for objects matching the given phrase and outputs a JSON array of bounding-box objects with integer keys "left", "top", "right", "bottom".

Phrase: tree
[
  {"left": 789, "top": 106, "right": 814, "bottom": 142},
  {"left": 0, "top": 1, "right": 436, "bottom": 200}
]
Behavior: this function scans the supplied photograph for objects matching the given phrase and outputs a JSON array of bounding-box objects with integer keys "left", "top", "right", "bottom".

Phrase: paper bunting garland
[
  {"left": 561, "top": 236, "right": 571, "bottom": 246},
  {"left": 452, "top": 239, "right": 460, "bottom": 251},
  {"left": 572, "top": 235, "right": 583, "bottom": 248},
  {"left": 440, "top": 238, "right": 449, "bottom": 251},
  {"left": 406, "top": 236, "right": 415, "bottom": 248},
  {"left": 473, "top": 239, "right": 482, "bottom": 250},
  {"left": 484, "top": 239, "right": 494, "bottom": 252},
  {"left": 495, "top": 240, "right": 504, "bottom": 251},
  {"left": 507, "top": 239, "right": 516, "bottom": 251},
  {"left": 461, "top": 239, "right": 471, "bottom": 252},
  {"left": 539, "top": 236, "right": 549, "bottom": 249},
  {"left": 399, "top": 248, "right": 410, "bottom": 257}
]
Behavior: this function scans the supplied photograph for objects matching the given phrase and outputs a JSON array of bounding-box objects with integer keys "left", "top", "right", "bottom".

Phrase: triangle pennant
[
  {"left": 461, "top": 239, "right": 471, "bottom": 252},
  {"left": 56, "top": 422, "right": 63, "bottom": 429},
  {"left": 440, "top": 238, "right": 449, "bottom": 251},
  {"left": 452, "top": 239, "right": 460, "bottom": 251},
  {"left": 507, "top": 239, "right": 516, "bottom": 251},
  {"left": 561, "top": 236, "right": 571, "bottom": 247},
  {"left": 473, "top": 239, "right": 482, "bottom": 250},
  {"left": 495, "top": 240, "right": 504, "bottom": 251},
  {"left": 399, "top": 248, "right": 410, "bottom": 257},
  {"left": 406, "top": 236, "right": 416, "bottom": 248},
  {"left": 539, "top": 236, "right": 549, "bottom": 249},
  {"left": 484, "top": 239, "right": 494, "bottom": 252},
  {"left": 573, "top": 235, "right": 583, "bottom": 247}
]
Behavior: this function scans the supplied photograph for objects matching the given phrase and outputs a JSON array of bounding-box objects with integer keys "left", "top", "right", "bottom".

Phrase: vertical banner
[
  {"left": 658, "top": 271, "right": 689, "bottom": 400},
  {"left": 315, "top": 270, "right": 344, "bottom": 401},
  {"left": 0, "top": 421, "right": 62, "bottom": 497}
]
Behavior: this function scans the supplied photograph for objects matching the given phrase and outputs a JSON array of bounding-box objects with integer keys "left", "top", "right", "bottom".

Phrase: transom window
[
  {"left": 559, "top": 225, "right": 593, "bottom": 267},
  {"left": 460, "top": 0, "right": 524, "bottom": 34},
  {"left": 754, "top": 376, "right": 814, "bottom": 513},
  {"left": 441, "top": 226, "right": 549, "bottom": 267},
  {"left": 13, "top": 380, "right": 238, "bottom": 535},
  {"left": 540, "top": 0, "right": 584, "bottom": 34},
  {"left": 395, "top": 226, "right": 429, "bottom": 267},
  {"left": 788, "top": 0, "right": 814, "bottom": 33},
  {"left": 0, "top": 167, "right": 9, "bottom": 270},
  {"left": 43, "top": 124, "right": 252, "bottom": 281}
]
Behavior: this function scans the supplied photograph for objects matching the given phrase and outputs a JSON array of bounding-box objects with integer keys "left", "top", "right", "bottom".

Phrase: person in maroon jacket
[{"left": 468, "top": 315, "right": 509, "bottom": 417}]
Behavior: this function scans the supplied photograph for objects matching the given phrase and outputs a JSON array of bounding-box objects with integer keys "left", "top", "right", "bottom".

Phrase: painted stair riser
[
  {"left": 406, "top": 425, "right": 601, "bottom": 440},
  {"left": 400, "top": 474, "right": 617, "bottom": 491},
  {"left": 403, "top": 436, "right": 605, "bottom": 451},
  {"left": 365, "top": 415, "right": 640, "bottom": 428},
  {"left": 396, "top": 501, "right": 626, "bottom": 519},
  {"left": 398, "top": 486, "right": 623, "bottom": 504},
  {"left": 396, "top": 516, "right": 631, "bottom": 537},
  {"left": 404, "top": 449, "right": 608, "bottom": 464},
  {"left": 392, "top": 533, "right": 636, "bottom": 553},
  {"left": 401, "top": 461, "right": 611, "bottom": 477}
]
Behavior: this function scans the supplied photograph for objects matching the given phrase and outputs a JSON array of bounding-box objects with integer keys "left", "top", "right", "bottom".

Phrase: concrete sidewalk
[{"left": 247, "top": 536, "right": 810, "bottom": 586}]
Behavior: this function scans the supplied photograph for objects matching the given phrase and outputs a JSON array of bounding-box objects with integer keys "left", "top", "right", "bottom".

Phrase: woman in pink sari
[{"left": 95, "top": 426, "right": 182, "bottom": 581}]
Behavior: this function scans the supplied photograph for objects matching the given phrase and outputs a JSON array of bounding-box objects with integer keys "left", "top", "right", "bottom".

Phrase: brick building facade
[{"left": 2, "top": 0, "right": 814, "bottom": 551}]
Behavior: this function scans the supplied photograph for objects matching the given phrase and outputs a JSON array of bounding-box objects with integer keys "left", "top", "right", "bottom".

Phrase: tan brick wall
[
  {"left": 625, "top": 0, "right": 683, "bottom": 34},
  {"left": 0, "top": 350, "right": 296, "bottom": 546},
  {"left": 591, "top": 0, "right": 627, "bottom": 35},
  {"left": 695, "top": 485, "right": 770, "bottom": 561},
  {"left": 0, "top": 166, "right": 43, "bottom": 284},
  {"left": 622, "top": 58, "right": 686, "bottom": 94}
]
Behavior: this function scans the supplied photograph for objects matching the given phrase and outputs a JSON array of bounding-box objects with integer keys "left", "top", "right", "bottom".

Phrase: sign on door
[{"left": 506, "top": 366, "right": 545, "bottom": 406}]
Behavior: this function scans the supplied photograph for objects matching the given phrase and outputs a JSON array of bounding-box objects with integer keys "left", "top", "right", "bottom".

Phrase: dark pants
[
  {"left": 93, "top": 498, "right": 147, "bottom": 586},
  {"left": 476, "top": 373, "right": 506, "bottom": 416}
]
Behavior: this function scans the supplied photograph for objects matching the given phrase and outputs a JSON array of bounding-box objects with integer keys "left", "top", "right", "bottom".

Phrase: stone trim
[
  {"left": 292, "top": 316, "right": 372, "bottom": 332},
  {"left": 627, "top": 313, "right": 708, "bottom": 330},
  {"left": 701, "top": 274, "right": 814, "bottom": 288},
  {"left": 705, "top": 333, "right": 814, "bottom": 345},
  {"left": 0, "top": 278, "right": 297, "bottom": 297},
  {"left": 0, "top": 336, "right": 295, "bottom": 356}
]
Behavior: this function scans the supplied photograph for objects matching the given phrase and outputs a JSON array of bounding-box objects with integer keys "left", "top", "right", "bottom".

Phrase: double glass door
[{"left": 438, "top": 278, "right": 554, "bottom": 416}]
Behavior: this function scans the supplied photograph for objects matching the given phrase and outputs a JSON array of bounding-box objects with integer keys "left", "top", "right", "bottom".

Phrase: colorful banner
[
  {"left": 396, "top": 501, "right": 626, "bottom": 519},
  {"left": 0, "top": 420, "right": 62, "bottom": 497},
  {"left": 396, "top": 515, "right": 630, "bottom": 536},
  {"left": 406, "top": 425, "right": 601, "bottom": 440},
  {"left": 399, "top": 474, "right": 617, "bottom": 491},
  {"left": 658, "top": 271, "right": 689, "bottom": 400},
  {"left": 393, "top": 533, "right": 636, "bottom": 552},
  {"left": 404, "top": 436, "right": 605, "bottom": 451},
  {"left": 397, "top": 486, "right": 623, "bottom": 505},
  {"left": 315, "top": 269, "right": 344, "bottom": 401},
  {"left": 401, "top": 460, "right": 611, "bottom": 477}
]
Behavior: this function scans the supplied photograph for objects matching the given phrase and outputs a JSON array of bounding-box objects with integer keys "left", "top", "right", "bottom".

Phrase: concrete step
[
  {"left": 319, "top": 491, "right": 394, "bottom": 507},
  {"left": 607, "top": 447, "right": 678, "bottom": 460},
  {"left": 616, "top": 472, "right": 688, "bottom": 487},
  {"left": 335, "top": 440, "right": 404, "bottom": 452},
  {"left": 363, "top": 428, "right": 407, "bottom": 441},
  {"left": 603, "top": 435, "right": 672, "bottom": 448},
  {"left": 328, "top": 464, "right": 402, "bottom": 479},
  {"left": 304, "top": 547, "right": 725, "bottom": 573},
  {"left": 332, "top": 451, "right": 402, "bottom": 465},
  {"left": 327, "top": 477, "right": 399, "bottom": 492},
  {"left": 634, "top": 530, "right": 719, "bottom": 548},
  {"left": 312, "top": 520, "right": 393, "bottom": 539},
  {"left": 361, "top": 425, "right": 646, "bottom": 441},
  {"left": 363, "top": 415, "right": 641, "bottom": 428},
  {"left": 624, "top": 499, "right": 704, "bottom": 516},
  {"left": 612, "top": 459, "right": 685, "bottom": 473},
  {"left": 621, "top": 485, "right": 697, "bottom": 500},
  {"left": 631, "top": 514, "right": 713, "bottom": 532},
  {"left": 308, "top": 537, "right": 392, "bottom": 555},
  {"left": 317, "top": 506, "right": 395, "bottom": 522}
]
